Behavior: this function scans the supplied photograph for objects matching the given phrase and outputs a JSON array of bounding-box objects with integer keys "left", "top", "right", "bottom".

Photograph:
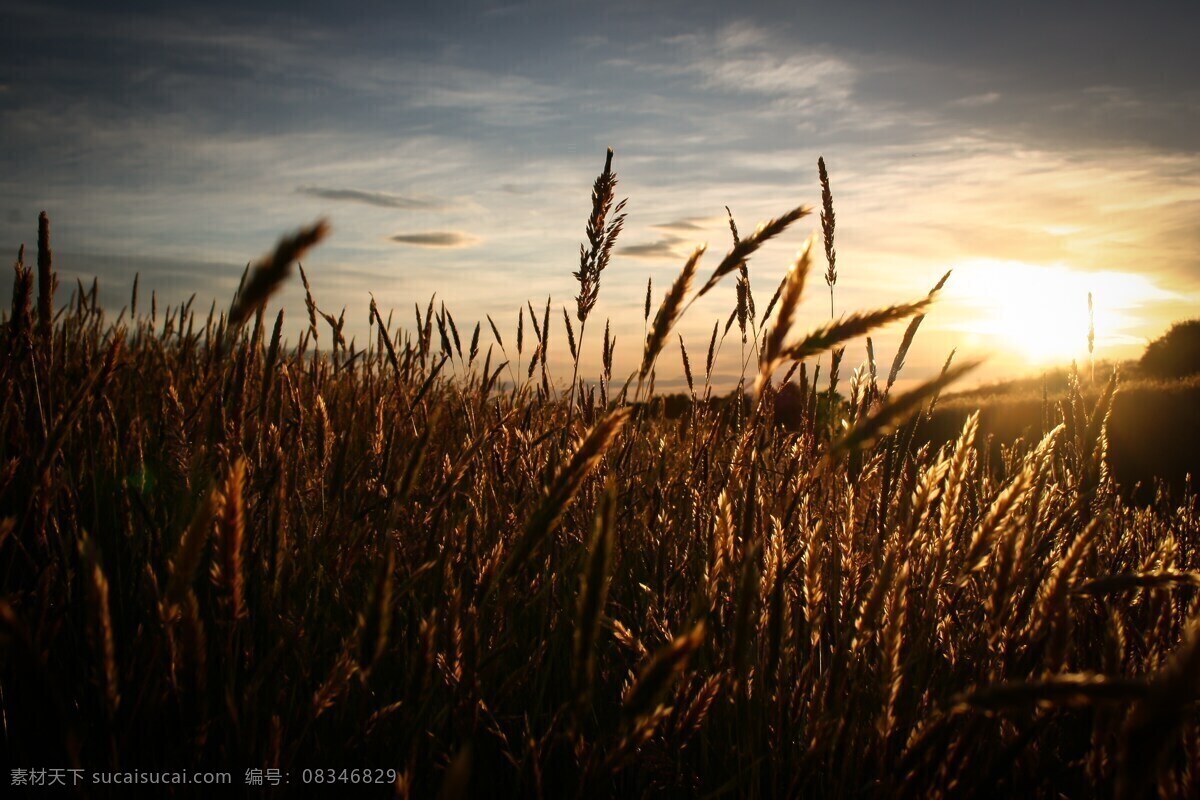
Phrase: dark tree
[{"left": 1140, "top": 319, "right": 1200, "bottom": 379}]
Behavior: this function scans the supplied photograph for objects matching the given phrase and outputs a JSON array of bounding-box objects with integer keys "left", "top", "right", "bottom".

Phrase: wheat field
[{"left": 1, "top": 155, "right": 1198, "bottom": 798}]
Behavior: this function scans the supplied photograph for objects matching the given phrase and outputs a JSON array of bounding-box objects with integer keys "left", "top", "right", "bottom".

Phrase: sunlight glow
[{"left": 943, "top": 259, "right": 1172, "bottom": 364}]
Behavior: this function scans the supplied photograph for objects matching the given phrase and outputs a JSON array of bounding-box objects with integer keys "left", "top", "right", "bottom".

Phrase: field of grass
[
  {"left": 2, "top": 161, "right": 1199, "bottom": 798},
  {"left": 925, "top": 369, "right": 1200, "bottom": 503}
]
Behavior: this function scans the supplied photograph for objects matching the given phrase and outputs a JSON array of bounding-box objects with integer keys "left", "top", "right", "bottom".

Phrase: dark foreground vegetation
[{"left": 2, "top": 156, "right": 1198, "bottom": 798}]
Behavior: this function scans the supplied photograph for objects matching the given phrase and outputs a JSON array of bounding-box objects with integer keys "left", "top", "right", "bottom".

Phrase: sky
[{"left": 2, "top": 0, "right": 1198, "bottom": 391}]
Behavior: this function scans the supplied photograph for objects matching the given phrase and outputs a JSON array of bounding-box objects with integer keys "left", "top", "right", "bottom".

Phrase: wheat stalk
[
  {"left": 696, "top": 205, "right": 810, "bottom": 298},
  {"left": 623, "top": 622, "right": 706, "bottom": 722},
  {"left": 228, "top": 219, "right": 329, "bottom": 330},
  {"left": 639, "top": 244, "right": 707, "bottom": 384},
  {"left": 493, "top": 407, "right": 631, "bottom": 588}
]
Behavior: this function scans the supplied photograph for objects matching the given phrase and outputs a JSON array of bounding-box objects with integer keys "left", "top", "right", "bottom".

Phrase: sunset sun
[{"left": 945, "top": 259, "right": 1169, "bottom": 365}]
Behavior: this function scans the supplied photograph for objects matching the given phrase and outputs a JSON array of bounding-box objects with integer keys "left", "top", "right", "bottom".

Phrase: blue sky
[{"left": 2, "top": 0, "right": 1198, "bottom": 389}]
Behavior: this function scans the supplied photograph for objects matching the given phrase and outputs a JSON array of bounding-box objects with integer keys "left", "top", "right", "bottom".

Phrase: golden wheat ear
[
  {"left": 639, "top": 244, "right": 706, "bottom": 384},
  {"left": 227, "top": 219, "right": 329, "bottom": 332},
  {"left": 781, "top": 299, "right": 935, "bottom": 367},
  {"left": 622, "top": 621, "right": 706, "bottom": 723},
  {"left": 830, "top": 359, "right": 981, "bottom": 458},
  {"left": 214, "top": 458, "right": 248, "bottom": 621},
  {"left": 954, "top": 674, "right": 1149, "bottom": 712},
  {"left": 697, "top": 204, "right": 810, "bottom": 298},
  {"left": 757, "top": 235, "right": 815, "bottom": 392},
  {"left": 165, "top": 486, "right": 220, "bottom": 609},
  {"left": 491, "top": 406, "right": 631, "bottom": 591},
  {"left": 886, "top": 270, "right": 951, "bottom": 394},
  {"left": 78, "top": 531, "right": 119, "bottom": 717}
]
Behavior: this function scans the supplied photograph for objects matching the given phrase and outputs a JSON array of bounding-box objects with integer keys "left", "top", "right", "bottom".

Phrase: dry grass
[{"left": 1, "top": 156, "right": 1198, "bottom": 798}]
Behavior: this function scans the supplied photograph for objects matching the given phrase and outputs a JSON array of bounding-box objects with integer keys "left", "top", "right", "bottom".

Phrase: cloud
[
  {"left": 297, "top": 186, "right": 441, "bottom": 210},
  {"left": 632, "top": 23, "right": 858, "bottom": 118},
  {"left": 400, "top": 68, "right": 571, "bottom": 127},
  {"left": 619, "top": 237, "right": 690, "bottom": 260},
  {"left": 390, "top": 231, "right": 479, "bottom": 248},
  {"left": 652, "top": 217, "right": 714, "bottom": 233},
  {"left": 622, "top": 218, "right": 715, "bottom": 261},
  {"left": 950, "top": 92, "right": 1001, "bottom": 108}
]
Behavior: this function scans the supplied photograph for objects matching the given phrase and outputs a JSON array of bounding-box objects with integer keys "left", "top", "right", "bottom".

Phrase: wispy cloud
[
  {"left": 652, "top": 217, "right": 715, "bottom": 233},
  {"left": 399, "top": 68, "right": 573, "bottom": 128},
  {"left": 699, "top": 30, "right": 854, "bottom": 102},
  {"left": 390, "top": 231, "right": 480, "bottom": 248},
  {"left": 619, "top": 236, "right": 690, "bottom": 261},
  {"left": 297, "top": 186, "right": 442, "bottom": 210},
  {"left": 623, "top": 23, "right": 861, "bottom": 125},
  {"left": 950, "top": 92, "right": 1001, "bottom": 108},
  {"left": 619, "top": 217, "right": 715, "bottom": 261}
]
